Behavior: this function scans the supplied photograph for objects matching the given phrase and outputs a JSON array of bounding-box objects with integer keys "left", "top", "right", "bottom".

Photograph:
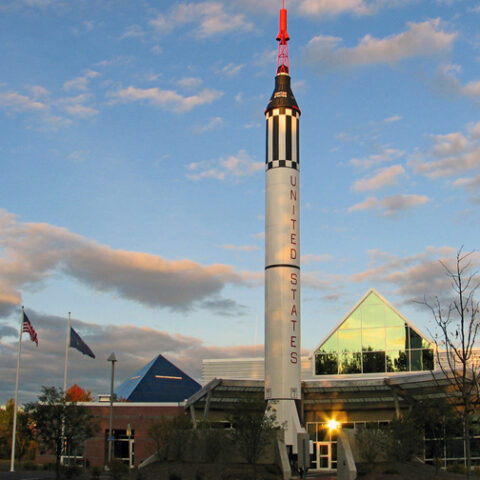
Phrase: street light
[{"left": 107, "top": 352, "right": 117, "bottom": 465}]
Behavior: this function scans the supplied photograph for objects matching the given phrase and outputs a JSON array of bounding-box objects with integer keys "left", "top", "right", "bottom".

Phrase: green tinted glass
[
  {"left": 386, "top": 327, "right": 407, "bottom": 350},
  {"left": 339, "top": 352, "right": 361, "bottom": 374},
  {"left": 384, "top": 309, "right": 405, "bottom": 328},
  {"left": 423, "top": 349, "right": 434, "bottom": 370},
  {"left": 386, "top": 350, "right": 408, "bottom": 372},
  {"left": 362, "top": 328, "right": 385, "bottom": 351},
  {"left": 317, "top": 332, "right": 337, "bottom": 353},
  {"left": 340, "top": 310, "right": 362, "bottom": 330},
  {"left": 410, "top": 349, "right": 422, "bottom": 371},
  {"left": 362, "top": 304, "right": 385, "bottom": 328},
  {"left": 338, "top": 329, "right": 361, "bottom": 352},
  {"left": 362, "top": 351, "right": 386, "bottom": 373},
  {"left": 315, "top": 353, "right": 338, "bottom": 375},
  {"left": 409, "top": 329, "right": 424, "bottom": 349},
  {"left": 363, "top": 292, "right": 382, "bottom": 306}
]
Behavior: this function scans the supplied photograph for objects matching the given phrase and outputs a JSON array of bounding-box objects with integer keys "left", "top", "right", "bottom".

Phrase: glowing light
[{"left": 327, "top": 419, "right": 340, "bottom": 431}]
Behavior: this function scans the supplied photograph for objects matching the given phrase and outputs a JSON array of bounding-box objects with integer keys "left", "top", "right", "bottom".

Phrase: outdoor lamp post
[{"left": 107, "top": 352, "right": 117, "bottom": 465}]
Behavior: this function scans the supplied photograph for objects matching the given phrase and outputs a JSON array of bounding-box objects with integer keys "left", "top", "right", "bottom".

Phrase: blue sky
[{"left": 1, "top": 0, "right": 479, "bottom": 403}]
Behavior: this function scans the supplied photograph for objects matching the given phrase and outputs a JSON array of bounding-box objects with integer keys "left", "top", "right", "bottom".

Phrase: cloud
[
  {"left": 350, "top": 246, "right": 479, "bottom": 302},
  {"left": 383, "top": 115, "right": 402, "bottom": 124},
  {"left": 221, "top": 244, "right": 260, "bottom": 252},
  {"left": 348, "top": 194, "right": 429, "bottom": 216},
  {"left": 177, "top": 77, "right": 203, "bottom": 89},
  {"left": 350, "top": 148, "right": 405, "bottom": 169},
  {"left": 0, "top": 312, "right": 264, "bottom": 404},
  {"left": 186, "top": 150, "right": 263, "bottom": 181},
  {"left": 408, "top": 122, "right": 480, "bottom": 179},
  {"left": 433, "top": 64, "right": 480, "bottom": 103},
  {"left": 216, "top": 62, "right": 245, "bottom": 77},
  {"left": 0, "top": 92, "right": 48, "bottom": 112},
  {"left": 120, "top": 25, "right": 145, "bottom": 40},
  {"left": 194, "top": 116, "right": 223, "bottom": 133},
  {"left": 352, "top": 164, "right": 406, "bottom": 191},
  {"left": 0, "top": 209, "right": 256, "bottom": 316},
  {"left": 301, "top": 253, "right": 334, "bottom": 265},
  {"left": 302, "top": 20, "right": 456, "bottom": 72},
  {"left": 199, "top": 298, "right": 249, "bottom": 316},
  {"left": 298, "top": 0, "right": 373, "bottom": 17},
  {"left": 150, "top": 2, "right": 253, "bottom": 38},
  {"left": 453, "top": 174, "right": 480, "bottom": 203},
  {"left": 108, "top": 86, "right": 223, "bottom": 113},
  {"left": 63, "top": 70, "right": 100, "bottom": 91}
]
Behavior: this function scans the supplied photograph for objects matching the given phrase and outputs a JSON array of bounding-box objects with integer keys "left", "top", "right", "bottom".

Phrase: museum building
[{"left": 188, "top": 289, "right": 479, "bottom": 471}]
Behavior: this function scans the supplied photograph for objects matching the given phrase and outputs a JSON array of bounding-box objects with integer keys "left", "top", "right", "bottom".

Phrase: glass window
[
  {"left": 446, "top": 439, "right": 465, "bottom": 458},
  {"left": 317, "top": 424, "right": 329, "bottom": 441},
  {"left": 471, "top": 438, "right": 480, "bottom": 457},
  {"left": 362, "top": 328, "right": 385, "bottom": 351},
  {"left": 363, "top": 292, "right": 382, "bottom": 305},
  {"left": 362, "top": 351, "right": 386, "bottom": 373},
  {"left": 409, "top": 328, "right": 428, "bottom": 349},
  {"left": 423, "top": 349, "right": 434, "bottom": 370},
  {"left": 362, "top": 305, "right": 385, "bottom": 328},
  {"left": 318, "top": 332, "right": 337, "bottom": 353},
  {"left": 411, "top": 349, "right": 423, "bottom": 371},
  {"left": 338, "top": 329, "right": 361, "bottom": 352},
  {"left": 384, "top": 309, "right": 405, "bottom": 328},
  {"left": 339, "top": 352, "right": 361, "bottom": 374},
  {"left": 386, "top": 327, "right": 407, "bottom": 350},
  {"left": 307, "top": 423, "right": 316, "bottom": 441},
  {"left": 386, "top": 350, "right": 409, "bottom": 372},
  {"left": 315, "top": 353, "right": 338, "bottom": 375},
  {"left": 341, "top": 310, "right": 361, "bottom": 329}
]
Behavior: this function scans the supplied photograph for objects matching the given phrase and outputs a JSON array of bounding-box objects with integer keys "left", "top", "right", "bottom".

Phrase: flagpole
[
  {"left": 63, "top": 312, "right": 71, "bottom": 393},
  {"left": 10, "top": 307, "right": 24, "bottom": 472}
]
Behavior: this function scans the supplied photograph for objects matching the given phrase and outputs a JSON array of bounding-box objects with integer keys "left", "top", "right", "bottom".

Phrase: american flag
[{"left": 23, "top": 312, "right": 38, "bottom": 346}]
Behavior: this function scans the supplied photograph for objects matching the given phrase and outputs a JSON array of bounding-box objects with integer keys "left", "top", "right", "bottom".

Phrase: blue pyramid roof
[{"left": 115, "top": 354, "right": 201, "bottom": 403}]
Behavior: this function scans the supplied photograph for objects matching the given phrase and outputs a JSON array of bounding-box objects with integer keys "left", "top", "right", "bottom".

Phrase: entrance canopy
[{"left": 185, "top": 371, "right": 459, "bottom": 421}]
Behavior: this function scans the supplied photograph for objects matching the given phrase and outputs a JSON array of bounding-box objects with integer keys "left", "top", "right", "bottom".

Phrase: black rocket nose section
[{"left": 266, "top": 74, "right": 300, "bottom": 113}]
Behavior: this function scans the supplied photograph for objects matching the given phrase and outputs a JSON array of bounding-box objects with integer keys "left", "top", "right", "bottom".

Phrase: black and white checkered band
[
  {"left": 266, "top": 107, "right": 299, "bottom": 118},
  {"left": 265, "top": 107, "right": 300, "bottom": 167},
  {"left": 266, "top": 160, "right": 299, "bottom": 170}
]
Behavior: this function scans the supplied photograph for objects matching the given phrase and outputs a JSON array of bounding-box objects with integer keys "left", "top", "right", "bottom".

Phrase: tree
[
  {"left": 421, "top": 248, "right": 480, "bottom": 478},
  {"left": 0, "top": 398, "right": 36, "bottom": 461},
  {"left": 25, "top": 386, "right": 98, "bottom": 479},
  {"left": 227, "top": 399, "right": 277, "bottom": 479},
  {"left": 65, "top": 385, "right": 93, "bottom": 402},
  {"left": 147, "top": 414, "right": 191, "bottom": 461},
  {"left": 410, "top": 397, "right": 458, "bottom": 473}
]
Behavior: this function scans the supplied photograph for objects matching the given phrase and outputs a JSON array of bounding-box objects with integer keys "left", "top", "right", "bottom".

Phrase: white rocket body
[{"left": 265, "top": 72, "right": 304, "bottom": 448}]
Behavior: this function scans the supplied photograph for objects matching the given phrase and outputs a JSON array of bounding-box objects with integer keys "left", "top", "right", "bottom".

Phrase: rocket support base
[{"left": 269, "top": 399, "right": 306, "bottom": 451}]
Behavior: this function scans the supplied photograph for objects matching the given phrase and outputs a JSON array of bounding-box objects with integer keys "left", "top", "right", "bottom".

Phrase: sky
[{"left": 1, "top": 0, "right": 479, "bottom": 405}]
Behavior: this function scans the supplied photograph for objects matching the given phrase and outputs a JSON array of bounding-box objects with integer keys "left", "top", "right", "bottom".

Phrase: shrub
[
  {"left": 169, "top": 473, "right": 181, "bottom": 480},
  {"left": 387, "top": 415, "right": 423, "bottom": 462},
  {"left": 108, "top": 458, "right": 129, "bottom": 480},
  {"left": 355, "top": 426, "right": 388, "bottom": 463},
  {"left": 63, "top": 465, "right": 80, "bottom": 479},
  {"left": 90, "top": 465, "right": 101, "bottom": 480},
  {"left": 447, "top": 463, "right": 467, "bottom": 474},
  {"left": 21, "top": 461, "right": 38, "bottom": 471}
]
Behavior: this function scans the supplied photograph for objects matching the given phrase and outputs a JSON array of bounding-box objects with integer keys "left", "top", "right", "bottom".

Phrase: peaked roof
[
  {"left": 309, "top": 288, "right": 433, "bottom": 358},
  {"left": 115, "top": 354, "right": 201, "bottom": 403}
]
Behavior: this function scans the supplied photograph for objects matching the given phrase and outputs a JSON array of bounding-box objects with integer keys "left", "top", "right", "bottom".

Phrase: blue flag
[{"left": 70, "top": 327, "right": 95, "bottom": 358}]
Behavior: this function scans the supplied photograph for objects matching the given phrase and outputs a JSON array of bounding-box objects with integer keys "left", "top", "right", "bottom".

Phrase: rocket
[{"left": 265, "top": 1, "right": 304, "bottom": 447}]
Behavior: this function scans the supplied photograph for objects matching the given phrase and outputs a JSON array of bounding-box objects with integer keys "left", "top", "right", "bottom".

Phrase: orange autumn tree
[{"left": 66, "top": 384, "right": 93, "bottom": 402}]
